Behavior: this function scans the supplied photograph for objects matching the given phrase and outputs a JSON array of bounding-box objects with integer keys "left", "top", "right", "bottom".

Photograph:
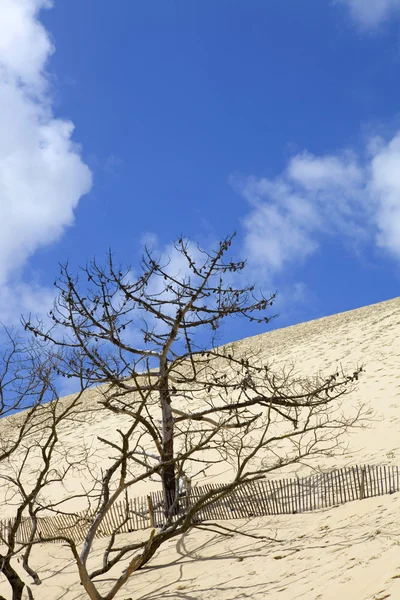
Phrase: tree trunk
[
  {"left": 1, "top": 560, "right": 25, "bottom": 600},
  {"left": 160, "top": 383, "right": 177, "bottom": 518}
]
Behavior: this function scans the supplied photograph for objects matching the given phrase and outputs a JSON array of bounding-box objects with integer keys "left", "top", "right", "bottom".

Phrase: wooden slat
[
  {"left": 370, "top": 466, "right": 376, "bottom": 497},
  {"left": 208, "top": 485, "right": 220, "bottom": 520},
  {"left": 252, "top": 481, "right": 266, "bottom": 516},
  {"left": 364, "top": 465, "right": 370, "bottom": 499},
  {"left": 355, "top": 465, "right": 360, "bottom": 500},
  {"left": 304, "top": 476, "right": 309, "bottom": 512},
  {"left": 271, "top": 480, "right": 281, "bottom": 514},
  {"left": 360, "top": 466, "right": 366, "bottom": 500},
  {"left": 260, "top": 480, "right": 272, "bottom": 515},
  {"left": 231, "top": 485, "right": 248, "bottom": 518},
  {"left": 287, "top": 478, "right": 294, "bottom": 513},
  {"left": 307, "top": 475, "right": 313, "bottom": 511},
  {"left": 312, "top": 475, "right": 317, "bottom": 510},
  {"left": 368, "top": 466, "right": 374, "bottom": 497},
  {"left": 329, "top": 471, "right": 334, "bottom": 506},
  {"left": 348, "top": 467, "right": 356, "bottom": 501},
  {"left": 215, "top": 486, "right": 228, "bottom": 520},
  {"left": 340, "top": 469, "right": 347, "bottom": 504},
  {"left": 376, "top": 465, "right": 381, "bottom": 496},
  {"left": 279, "top": 479, "right": 286, "bottom": 514},
  {"left": 247, "top": 482, "right": 261, "bottom": 517},
  {"left": 289, "top": 479, "right": 295, "bottom": 513},
  {"left": 298, "top": 477, "right": 303, "bottom": 512},
  {"left": 321, "top": 473, "right": 327, "bottom": 508},
  {"left": 337, "top": 469, "right": 343, "bottom": 504},
  {"left": 301, "top": 477, "right": 307, "bottom": 512}
]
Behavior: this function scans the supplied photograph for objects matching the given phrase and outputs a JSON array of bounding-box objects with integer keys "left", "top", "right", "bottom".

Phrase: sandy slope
[{"left": 1, "top": 295, "right": 400, "bottom": 599}]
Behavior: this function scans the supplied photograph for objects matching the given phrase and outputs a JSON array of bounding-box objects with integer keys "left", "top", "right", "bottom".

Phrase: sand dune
[{"left": 1, "top": 295, "right": 400, "bottom": 599}]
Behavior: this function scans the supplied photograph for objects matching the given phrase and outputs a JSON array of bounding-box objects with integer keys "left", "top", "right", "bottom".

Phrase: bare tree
[
  {"left": 0, "top": 328, "right": 55, "bottom": 600},
  {"left": 0, "top": 328, "right": 91, "bottom": 600},
  {"left": 23, "top": 233, "right": 366, "bottom": 600}
]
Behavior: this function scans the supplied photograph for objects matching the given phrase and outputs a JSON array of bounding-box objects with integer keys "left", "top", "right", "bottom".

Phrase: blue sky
[{"left": 2, "top": 0, "right": 400, "bottom": 346}]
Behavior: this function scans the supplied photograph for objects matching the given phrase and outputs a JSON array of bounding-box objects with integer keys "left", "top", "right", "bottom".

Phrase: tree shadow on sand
[{"left": 8, "top": 506, "right": 400, "bottom": 600}]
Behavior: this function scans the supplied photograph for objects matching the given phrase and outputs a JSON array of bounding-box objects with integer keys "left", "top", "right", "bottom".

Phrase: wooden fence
[{"left": 2, "top": 464, "right": 399, "bottom": 545}]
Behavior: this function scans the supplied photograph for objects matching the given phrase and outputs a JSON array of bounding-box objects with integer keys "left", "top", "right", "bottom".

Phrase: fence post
[
  {"left": 147, "top": 495, "right": 155, "bottom": 528},
  {"left": 360, "top": 467, "right": 366, "bottom": 500}
]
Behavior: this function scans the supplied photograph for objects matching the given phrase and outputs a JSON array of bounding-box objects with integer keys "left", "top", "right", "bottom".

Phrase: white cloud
[
  {"left": 234, "top": 131, "right": 400, "bottom": 275},
  {"left": 335, "top": 0, "right": 400, "bottom": 28},
  {"left": 239, "top": 181, "right": 318, "bottom": 273},
  {"left": 287, "top": 152, "right": 363, "bottom": 191},
  {"left": 369, "top": 134, "right": 400, "bottom": 255},
  {"left": 0, "top": 281, "right": 54, "bottom": 326},
  {"left": 0, "top": 1, "right": 92, "bottom": 307}
]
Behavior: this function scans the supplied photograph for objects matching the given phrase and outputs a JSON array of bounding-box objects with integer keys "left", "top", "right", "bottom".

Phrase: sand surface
[
  {"left": 1, "top": 295, "right": 400, "bottom": 599},
  {"left": 1, "top": 494, "right": 400, "bottom": 600}
]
